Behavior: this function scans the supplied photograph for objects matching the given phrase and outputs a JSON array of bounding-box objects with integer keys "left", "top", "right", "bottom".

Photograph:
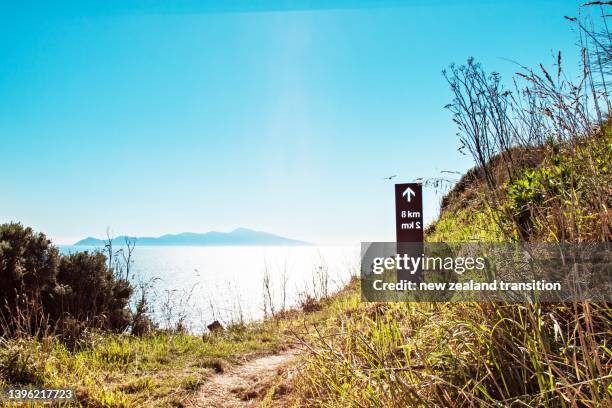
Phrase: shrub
[
  {"left": 0, "top": 223, "right": 59, "bottom": 335},
  {"left": 0, "top": 223, "right": 135, "bottom": 340},
  {"left": 48, "top": 252, "right": 133, "bottom": 334}
]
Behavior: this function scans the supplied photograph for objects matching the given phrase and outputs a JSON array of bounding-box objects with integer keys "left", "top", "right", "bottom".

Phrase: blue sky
[{"left": 1, "top": 0, "right": 584, "bottom": 244}]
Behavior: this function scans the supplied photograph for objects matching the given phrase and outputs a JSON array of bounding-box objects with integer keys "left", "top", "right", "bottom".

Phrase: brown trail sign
[
  {"left": 394, "top": 183, "right": 423, "bottom": 281},
  {"left": 395, "top": 183, "right": 423, "bottom": 242}
]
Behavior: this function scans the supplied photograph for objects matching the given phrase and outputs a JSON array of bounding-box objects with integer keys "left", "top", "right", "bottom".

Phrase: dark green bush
[
  {"left": 0, "top": 223, "right": 59, "bottom": 314},
  {"left": 49, "top": 252, "right": 133, "bottom": 333},
  {"left": 0, "top": 223, "right": 134, "bottom": 339}
]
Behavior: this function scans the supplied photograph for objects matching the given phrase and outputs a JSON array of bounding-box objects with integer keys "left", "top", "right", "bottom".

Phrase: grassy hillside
[
  {"left": 0, "top": 284, "right": 361, "bottom": 407},
  {"left": 288, "top": 123, "right": 611, "bottom": 406},
  {"left": 0, "top": 320, "right": 282, "bottom": 406},
  {"left": 427, "top": 124, "right": 611, "bottom": 243},
  {"left": 0, "top": 129, "right": 608, "bottom": 408},
  {"left": 2, "top": 145, "right": 608, "bottom": 406}
]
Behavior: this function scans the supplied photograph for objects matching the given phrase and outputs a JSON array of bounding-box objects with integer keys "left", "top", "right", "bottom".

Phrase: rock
[{"left": 207, "top": 320, "right": 224, "bottom": 332}]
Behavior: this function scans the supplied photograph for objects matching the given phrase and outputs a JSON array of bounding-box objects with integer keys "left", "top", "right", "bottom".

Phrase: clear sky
[{"left": 1, "top": 0, "right": 584, "bottom": 244}]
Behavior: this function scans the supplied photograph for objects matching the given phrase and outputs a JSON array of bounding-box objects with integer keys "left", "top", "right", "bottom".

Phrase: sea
[{"left": 59, "top": 245, "right": 359, "bottom": 333}]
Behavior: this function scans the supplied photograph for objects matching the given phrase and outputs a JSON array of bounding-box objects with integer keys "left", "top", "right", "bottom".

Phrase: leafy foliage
[
  {"left": 0, "top": 223, "right": 59, "bottom": 316},
  {"left": 0, "top": 222, "right": 134, "bottom": 339}
]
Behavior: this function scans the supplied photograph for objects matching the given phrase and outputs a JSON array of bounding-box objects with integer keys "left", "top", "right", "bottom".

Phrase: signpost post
[{"left": 395, "top": 183, "right": 424, "bottom": 281}]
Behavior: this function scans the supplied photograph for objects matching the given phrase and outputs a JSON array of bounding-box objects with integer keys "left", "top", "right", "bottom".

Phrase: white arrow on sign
[{"left": 402, "top": 187, "right": 416, "bottom": 202}]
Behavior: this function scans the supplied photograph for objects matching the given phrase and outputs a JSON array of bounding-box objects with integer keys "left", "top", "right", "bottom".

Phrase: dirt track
[{"left": 187, "top": 348, "right": 299, "bottom": 408}]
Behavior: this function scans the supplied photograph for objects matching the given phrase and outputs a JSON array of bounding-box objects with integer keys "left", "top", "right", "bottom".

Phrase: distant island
[{"left": 74, "top": 228, "right": 311, "bottom": 246}]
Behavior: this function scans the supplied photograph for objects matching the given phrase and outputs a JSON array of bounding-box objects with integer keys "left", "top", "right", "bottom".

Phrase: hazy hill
[{"left": 74, "top": 228, "right": 311, "bottom": 246}]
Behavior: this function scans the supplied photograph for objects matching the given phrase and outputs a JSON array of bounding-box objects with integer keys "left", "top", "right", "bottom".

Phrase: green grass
[
  {"left": 290, "top": 130, "right": 612, "bottom": 407},
  {"left": 0, "top": 283, "right": 362, "bottom": 408},
  {"left": 0, "top": 323, "right": 287, "bottom": 406},
  {"left": 426, "top": 206, "right": 504, "bottom": 242},
  {"left": 293, "top": 286, "right": 611, "bottom": 407}
]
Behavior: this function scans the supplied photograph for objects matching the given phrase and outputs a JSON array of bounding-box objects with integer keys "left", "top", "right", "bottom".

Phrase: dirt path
[{"left": 187, "top": 348, "right": 300, "bottom": 408}]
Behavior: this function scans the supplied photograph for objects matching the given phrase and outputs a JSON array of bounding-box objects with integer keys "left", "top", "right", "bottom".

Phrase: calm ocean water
[{"left": 59, "top": 245, "right": 359, "bottom": 332}]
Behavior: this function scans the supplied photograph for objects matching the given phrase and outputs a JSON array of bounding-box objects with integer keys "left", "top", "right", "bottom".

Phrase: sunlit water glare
[{"left": 60, "top": 245, "right": 359, "bottom": 332}]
